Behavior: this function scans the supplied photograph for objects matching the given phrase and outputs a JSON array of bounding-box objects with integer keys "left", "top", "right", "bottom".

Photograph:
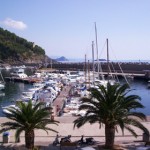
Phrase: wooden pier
[{"left": 53, "top": 85, "right": 72, "bottom": 116}]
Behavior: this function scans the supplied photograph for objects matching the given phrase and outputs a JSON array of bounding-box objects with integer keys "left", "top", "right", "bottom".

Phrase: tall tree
[
  {"left": 74, "top": 83, "right": 149, "bottom": 149},
  {"left": 0, "top": 100, "right": 58, "bottom": 149}
]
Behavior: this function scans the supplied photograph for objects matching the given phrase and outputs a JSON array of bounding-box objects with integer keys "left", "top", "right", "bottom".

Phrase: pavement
[{"left": 0, "top": 116, "right": 150, "bottom": 149}]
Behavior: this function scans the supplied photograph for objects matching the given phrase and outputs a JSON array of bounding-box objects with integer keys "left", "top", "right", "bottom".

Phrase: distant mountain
[{"left": 55, "top": 56, "right": 68, "bottom": 61}]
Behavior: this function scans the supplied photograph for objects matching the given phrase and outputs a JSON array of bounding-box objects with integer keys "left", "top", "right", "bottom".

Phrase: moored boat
[
  {"left": 0, "top": 70, "right": 5, "bottom": 91},
  {"left": 2, "top": 105, "right": 18, "bottom": 114},
  {"left": 0, "top": 82, "right": 5, "bottom": 91},
  {"left": 148, "top": 80, "right": 150, "bottom": 88},
  {"left": 11, "top": 68, "right": 28, "bottom": 78}
]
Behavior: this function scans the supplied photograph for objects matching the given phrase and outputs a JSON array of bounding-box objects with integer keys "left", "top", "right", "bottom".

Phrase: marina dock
[{"left": 53, "top": 84, "right": 72, "bottom": 116}]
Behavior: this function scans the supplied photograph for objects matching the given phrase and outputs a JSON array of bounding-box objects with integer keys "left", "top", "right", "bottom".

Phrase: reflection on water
[
  {"left": 0, "top": 68, "right": 34, "bottom": 116},
  {"left": 0, "top": 82, "right": 32, "bottom": 116},
  {"left": 129, "top": 79, "right": 150, "bottom": 115}
]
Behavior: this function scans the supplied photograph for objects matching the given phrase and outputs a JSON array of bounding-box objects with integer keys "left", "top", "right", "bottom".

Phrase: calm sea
[
  {"left": 57, "top": 59, "right": 150, "bottom": 63},
  {"left": 0, "top": 69, "right": 150, "bottom": 116}
]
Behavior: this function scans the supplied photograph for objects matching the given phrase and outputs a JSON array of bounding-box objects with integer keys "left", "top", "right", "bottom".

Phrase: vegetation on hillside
[{"left": 0, "top": 27, "right": 45, "bottom": 64}]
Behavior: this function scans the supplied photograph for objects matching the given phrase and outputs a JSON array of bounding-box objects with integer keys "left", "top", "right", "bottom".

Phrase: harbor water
[
  {"left": 0, "top": 68, "right": 34, "bottom": 116},
  {"left": 0, "top": 69, "right": 150, "bottom": 116}
]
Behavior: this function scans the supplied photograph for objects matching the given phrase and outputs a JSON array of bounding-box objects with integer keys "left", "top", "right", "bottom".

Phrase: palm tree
[
  {"left": 0, "top": 100, "right": 59, "bottom": 149},
  {"left": 74, "top": 83, "right": 149, "bottom": 149}
]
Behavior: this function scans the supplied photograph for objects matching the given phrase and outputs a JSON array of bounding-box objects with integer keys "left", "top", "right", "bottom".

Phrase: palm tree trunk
[
  {"left": 25, "top": 130, "right": 34, "bottom": 149},
  {"left": 105, "top": 124, "right": 115, "bottom": 149}
]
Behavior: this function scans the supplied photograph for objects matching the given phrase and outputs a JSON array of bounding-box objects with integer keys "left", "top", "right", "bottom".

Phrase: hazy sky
[{"left": 0, "top": 0, "right": 150, "bottom": 60}]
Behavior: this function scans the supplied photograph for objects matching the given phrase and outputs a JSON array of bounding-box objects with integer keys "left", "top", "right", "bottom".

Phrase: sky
[{"left": 0, "top": 0, "right": 150, "bottom": 61}]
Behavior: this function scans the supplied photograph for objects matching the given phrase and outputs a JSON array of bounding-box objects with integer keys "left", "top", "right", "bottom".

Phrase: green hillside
[{"left": 0, "top": 27, "right": 46, "bottom": 64}]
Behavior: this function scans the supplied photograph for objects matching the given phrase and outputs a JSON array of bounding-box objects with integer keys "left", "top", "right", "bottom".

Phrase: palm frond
[
  {"left": 74, "top": 116, "right": 89, "bottom": 128},
  {"left": 15, "top": 127, "right": 25, "bottom": 141},
  {"left": 124, "top": 125, "right": 137, "bottom": 137},
  {"left": 124, "top": 118, "right": 149, "bottom": 135},
  {"left": 74, "top": 82, "right": 148, "bottom": 147},
  {"left": 128, "top": 112, "right": 146, "bottom": 121}
]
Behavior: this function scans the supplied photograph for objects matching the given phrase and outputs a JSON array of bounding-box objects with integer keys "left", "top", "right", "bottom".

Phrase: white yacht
[
  {"left": 5, "top": 66, "right": 11, "bottom": 70},
  {"left": 148, "top": 81, "right": 150, "bottom": 88},
  {"left": 0, "top": 70, "right": 5, "bottom": 90},
  {"left": 21, "top": 91, "right": 34, "bottom": 99},
  {"left": 2, "top": 105, "right": 18, "bottom": 114},
  {"left": 0, "top": 81, "right": 5, "bottom": 90},
  {"left": 11, "top": 68, "right": 28, "bottom": 78}
]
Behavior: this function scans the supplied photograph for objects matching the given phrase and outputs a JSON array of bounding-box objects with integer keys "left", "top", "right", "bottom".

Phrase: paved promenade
[{"left": 0, "top": 116, "right": 150, "bottom": 149}]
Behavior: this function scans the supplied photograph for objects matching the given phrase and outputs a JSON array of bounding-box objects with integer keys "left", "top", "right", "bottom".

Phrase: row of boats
[
  {"left": 1, "top": 65, "right": 26, "bottom": 70},
  {"left": 1, "top": 66, "right": 118, "bottom": 116},
  {"left": 0, "top": 69, "right": 88, "bottom": 115},
  {"left": 2, "top": 71, "right": 64, "bottom": 114},
  {"left": 2, "top": 65, "right": 149, "bottom": 116}
]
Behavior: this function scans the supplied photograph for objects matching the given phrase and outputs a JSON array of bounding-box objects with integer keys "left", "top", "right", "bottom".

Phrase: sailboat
[
  {"left": 83, "top": 23, "right": 108, "bottom": 87},
  {"left": 0, "top": 70, "right": 5, "bottom": 91},
  {"left": 93, "top": 23, "right": 129, "bottom": 87},
  {"left": 91, "top": 23, "right": 110, "bottom": 87},
  {"left": 92, "top": 39, "right": 115, "bottom": 87}
]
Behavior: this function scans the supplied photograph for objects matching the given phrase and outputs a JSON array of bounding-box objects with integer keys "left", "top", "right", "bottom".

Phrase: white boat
[
  {"left": 0, "top": 82, "right": 5, "bottom": 90},
  {"left": 2, "top": 105, "right": 18, "bottom": 114},
  {"left": 0, "top": 91, "right": 5, "bottom": 96},
  {"left": 28, "top": 83, "right": 44, "bottom": 92},
  {"left": 20, "top": 65, "right": 26, "bottom": 69},
  {"left": 11, "top": 68, "right": 28, "bottom": 78},
  {"left": 0, "top": 70, "right": 5, "bottom": 90},
  {"left": 5, "top": 66, "right": 11, "bottom": 70},
  {"left": 21, "top": 91, "right": 34, "bottom": 99},
  {"left": 148, "top": 81, "right": 150, "bottom": 88}
]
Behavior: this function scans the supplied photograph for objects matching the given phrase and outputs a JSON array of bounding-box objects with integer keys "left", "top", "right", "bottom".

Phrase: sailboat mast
[
  {"left": 88, "top": 60, "right": 90, "bottom": 86},
  {"left": 51, "top": 59, "right": 52, "bottom": 70},
  {"left": 95, "top": 22, "right": 104, "bottom": 81},
  {"left": 107, "top": 38, "right": 110, "bottom": 79},
  {"left": 95, "top": 22, "right": 99, "bottom": 79},
  {"left": 84, "top": 54, "right": 87, "bottom": 83},
  {"left": 92, "top": 41, "right": 95, "bottom": 83},
  {"left": 0, "top": 70, "right": 5, "bottom": 83}
]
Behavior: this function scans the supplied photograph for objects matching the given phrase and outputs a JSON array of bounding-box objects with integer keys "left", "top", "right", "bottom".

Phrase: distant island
[
  {"left": 94, "top": 59, "right": 106, "bottom": 61},
  {"left": 55, "top": 56, "right": 68, "bottom": 61}
]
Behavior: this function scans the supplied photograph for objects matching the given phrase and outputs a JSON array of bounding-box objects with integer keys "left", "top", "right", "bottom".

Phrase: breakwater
[{"left": 51, "top": 62, "right": 150, "bottom": 80}]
